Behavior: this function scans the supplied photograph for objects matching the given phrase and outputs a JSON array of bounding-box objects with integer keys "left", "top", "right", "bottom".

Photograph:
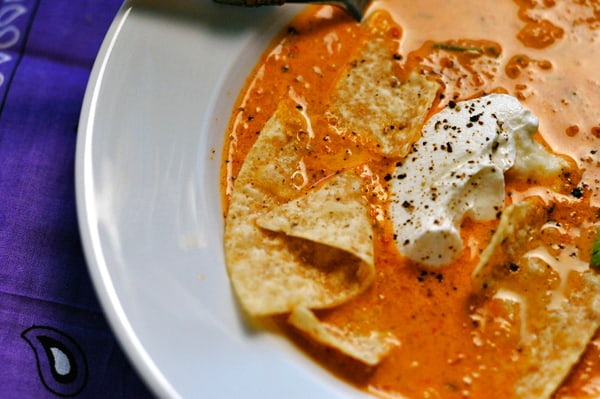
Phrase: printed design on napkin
[
  {"left": 21, "top": 325, "right": 89, "bottom": 397},
  {"left": 0, "top": 0, "right": 40, "bottom": 117}
]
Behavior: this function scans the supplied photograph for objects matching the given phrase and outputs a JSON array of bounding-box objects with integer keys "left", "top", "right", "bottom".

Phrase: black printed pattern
[
  {"left": 21, "top": 326, "right": 89, "bottom": 397},
  {"left": 0, "top": 0, "right": 40, "bottom": 117}
]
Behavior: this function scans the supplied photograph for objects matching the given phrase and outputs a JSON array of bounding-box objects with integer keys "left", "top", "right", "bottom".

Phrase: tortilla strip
[
  {"left": 326, "top": 14, "right": 439, "bottom": 157},
  {"left": 224, "top": 102, "right": 375, "bottom": 316},
  {"left": 514, "top": 271, "right": 600, "bottom": 399},
  {"left": 288, "top": 307, "right": 399, "bottom": 366},
  {"left": 255, "top": 169, "right": 374, "bottom": 270},
  {"left": 471, "top": 199, "right": 547, "bottom": 292},
  {"left": 471, "top": 199, "right": 600, "bottom": 399}
]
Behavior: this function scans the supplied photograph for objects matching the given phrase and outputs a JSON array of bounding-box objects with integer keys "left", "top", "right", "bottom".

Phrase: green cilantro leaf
[
  {"left": 431, "top": 43, "right": 483, "bottom": 54},
  {"left": 592, "top": 228, "right": 600, "bottom": 269}
]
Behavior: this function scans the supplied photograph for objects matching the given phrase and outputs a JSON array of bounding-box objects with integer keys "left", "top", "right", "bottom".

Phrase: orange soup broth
[{"left": 221, "top": 1, "right": 600, "bottom": 398}]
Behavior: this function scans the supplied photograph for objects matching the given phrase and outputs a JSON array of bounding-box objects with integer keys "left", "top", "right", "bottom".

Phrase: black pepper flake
[
  {"left": 448, "top": 100, "right": 456, "bottom": 109},
  {"left": 393, "top": 53, "right": 402, "bottom": 60},
  {"left": 446, "top": 142, "right": 453, "bottom": 153},
  {"left": 469, "top": 113, "right": 482, "bottom": 122},
  {"left": 509, "top": 263, "right": 520, "bottom": 272},
  {"left": 397, "top": 173, "right": 407, "bottom": 180},
  {"left": 295, "top": 104, "right": 303, "bottom": 110},
  {"left": 384, "top": 173, "right": 392, "bottom": 181},
  {"left": 435, "top": 273, "right": 443, "bottom": 282},
  {"left": 572, "top": 187, "right": 584, "bottom": 198}
]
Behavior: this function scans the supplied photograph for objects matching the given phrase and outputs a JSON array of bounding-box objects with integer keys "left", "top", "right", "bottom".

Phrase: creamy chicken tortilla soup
[{"left": 220, "top": 1, "right": 600, "bottom": 398}]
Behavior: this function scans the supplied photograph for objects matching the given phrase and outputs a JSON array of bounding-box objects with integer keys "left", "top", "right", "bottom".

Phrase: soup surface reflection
[{"left": 221, "top": 1, "right": 600, "bottom": 398}]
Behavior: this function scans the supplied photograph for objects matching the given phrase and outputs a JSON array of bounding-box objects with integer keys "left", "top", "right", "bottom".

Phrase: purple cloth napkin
[{"left": 0, "top": 1, "right": 154, "bottom": 397}]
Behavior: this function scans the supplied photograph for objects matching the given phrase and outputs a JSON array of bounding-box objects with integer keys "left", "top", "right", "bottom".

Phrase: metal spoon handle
[
  {"left": 215, "top": 0, "right": 286, "bottom": 5},
  {"left": 213, "top": 0, "right": 369, "bottom": 21}
]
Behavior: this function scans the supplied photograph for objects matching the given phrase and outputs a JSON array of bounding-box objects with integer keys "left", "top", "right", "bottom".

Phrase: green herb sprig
[
  {"left": 592, "top": 228, "right": 600, "bottom": 269},
  {"left": 432, "top": 43, "right": 484, "bottom": 53}
]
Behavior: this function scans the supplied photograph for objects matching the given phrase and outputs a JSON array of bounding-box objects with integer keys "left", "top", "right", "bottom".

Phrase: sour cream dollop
[{"left": 390, "top": 94, "right": 541, "bottom": 267}]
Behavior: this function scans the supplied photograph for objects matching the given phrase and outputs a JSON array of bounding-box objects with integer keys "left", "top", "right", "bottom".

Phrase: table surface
[{"left": 0, "top": 1, "right": 154, "bottom": 397}]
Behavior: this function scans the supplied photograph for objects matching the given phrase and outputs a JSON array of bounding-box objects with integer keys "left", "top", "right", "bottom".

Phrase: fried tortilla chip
[
  {"left": 224, "top": 102, "right": 375, "bottom": 316},
  {"left": 326, "top": 15, "right": 439, "bottom": 157},
  {"left": 470, "top": 199, "right": 600, "bottom": 399},
  {"left": 255, "top": 170, "right": 374, "bottom": 268},
  {"left": 288, "top": 306, "right": 399, "bottom": 366},
  {"left": 514, "top": 270, "right": 600, "bottom": 399},
  {"left": 471, "top": 199, "right": 547, "bottom": 292}
]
